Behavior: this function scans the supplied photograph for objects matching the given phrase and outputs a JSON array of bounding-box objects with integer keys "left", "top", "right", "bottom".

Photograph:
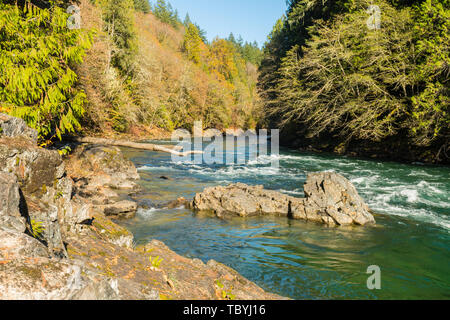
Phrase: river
[{"left": 118, "top": 140, "right": 450, "bottom": 300}]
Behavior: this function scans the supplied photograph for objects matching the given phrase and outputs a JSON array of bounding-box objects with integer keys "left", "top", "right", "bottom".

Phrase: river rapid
[{"left": 118, "top": 140, "right": 450, "bottom": 299}]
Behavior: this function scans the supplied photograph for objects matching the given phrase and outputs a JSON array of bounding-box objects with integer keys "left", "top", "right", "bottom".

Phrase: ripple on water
[{"left": 119, "top": 146, "right": 450, "bottom": 299}]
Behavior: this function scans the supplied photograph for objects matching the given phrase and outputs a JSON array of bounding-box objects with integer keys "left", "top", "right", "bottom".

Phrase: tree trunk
[{"left": 73, "top": 137, "right": 202, "bottom": 157}]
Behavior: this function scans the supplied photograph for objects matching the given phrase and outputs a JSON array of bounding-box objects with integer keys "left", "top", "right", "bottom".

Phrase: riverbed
[{"left": 118, "top": 141, "right": 450, "bottom": 299}]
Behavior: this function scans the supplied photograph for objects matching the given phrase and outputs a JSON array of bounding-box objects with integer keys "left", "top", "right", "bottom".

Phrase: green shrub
[{"left": 31, "top": 219, "right": 45, "bottom": 239}]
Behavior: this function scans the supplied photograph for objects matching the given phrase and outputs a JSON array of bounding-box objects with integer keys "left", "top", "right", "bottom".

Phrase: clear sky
[{"left": 157, "top": 0, "right": 288, "bottom": 47}]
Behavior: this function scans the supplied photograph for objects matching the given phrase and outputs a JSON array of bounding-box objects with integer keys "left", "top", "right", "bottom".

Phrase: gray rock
[
  {"left": 0, "top": 258, "right": 84, "bottom": 300},
  {"left": 299, "top": 172, "right": 376, "bottom": 226},
  {"left": 0, "top": 255, "right": 159, "bottom": 300},
  {"left": 0, "top": 228, "right": 48, "bottom": 259},
  {"left": 192, "top": 183, "right": 291, "bottom": 218},
  {"left": 0, "top": 132, "right": 75, "bottom": 257},
  {"left": 0, "top": 113, "right": 38, "bottom": 143},
  {"left": 69, "top": 144, "right": 140, "bottom": 190},
  {"left": 0, "top": 172, "right": 26, "bottom": 233},
  {"left": 96, "top": 200, "right": 138, "bottom": 219},
  {"left": 0, "top": 138, "right": 64, "bottom": 195},
  {"left": 71, "top": 278, "right": 120, "bottom": 300},
  {"left": 191, "top": 172, "right": 376, "bottom": 226},
  {"left": 0, "top": 258, "right": 119, "bottom": 300},
  {"left": 163, "top": 197, "right": 188, "bottom": 209}
]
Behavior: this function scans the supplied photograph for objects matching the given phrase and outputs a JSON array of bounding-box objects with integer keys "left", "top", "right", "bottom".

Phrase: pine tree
[
  {"left": 259, "top": 0, "right": 449, "bottom": 161},
  {"left": 195, "top": 23, "right": 208, "bottom": 43},
  {"left": 182, "top": 23, "right": 203, "bottom": 64},
  {"left": 133, "top": 0, "right": 151, "bottom": 13},
  {"left": 152, "top": 0, "right": 179, "bottom": 28},
  {"left": 102, "top": 0, "right": 138, "bottom": 74},
  {"left": 183, "top": 13, "right": 192, "bottom": 26}
]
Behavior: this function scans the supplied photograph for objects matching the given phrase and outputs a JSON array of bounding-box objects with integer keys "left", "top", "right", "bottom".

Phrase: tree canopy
[
  {"left": 0, "top": 0, "right": 92, "bottom": 143},
  {"left": 258, "top": 0, "right": 449, "bottom": 162}
]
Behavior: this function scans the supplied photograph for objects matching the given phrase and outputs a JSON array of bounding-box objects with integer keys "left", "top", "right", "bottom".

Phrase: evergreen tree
[
  {"left": 133, "top": 0, "right": 151, "bottom": 13},
  {"left": 152, "top": 0, "right": 180, "bottom": 28},
  {"left": 0, "top": 0, "right": 92, "bottom": 142},
  {"left": 259, "top": 0, "right": 450, "bottom": 162},
  {"left": 411, "top": 0, "right": 450, "bottom": 147},
  {"left": 228, "top": 33, "right": 237, "bottom": 44},
  {"left": 194, "top": 23, "right": 208, "bottom": 43},
  {"left": 183, "top": 13, "right": 192, "bottom": 26},
  {"left": 182, "top": 23, "right": 203, "bottom": 64},
  {"left": 102, "top": 0, "right": 138, "bottom": 74}
]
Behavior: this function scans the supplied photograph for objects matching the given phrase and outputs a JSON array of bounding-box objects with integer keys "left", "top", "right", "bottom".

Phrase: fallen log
[{"left": 73, "top": 137, "right": 202, "bottom": 157}]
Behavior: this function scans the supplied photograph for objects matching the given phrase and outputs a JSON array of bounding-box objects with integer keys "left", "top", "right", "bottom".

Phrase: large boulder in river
[
  {"left": 191, "top": 172, "right": 375, "bottom": 226},
  {"left": 192, "top": 183, "right": 291, "bottom": 217},
  {"left": 291, "top": 172, "right": 375, "bottom": 226}
]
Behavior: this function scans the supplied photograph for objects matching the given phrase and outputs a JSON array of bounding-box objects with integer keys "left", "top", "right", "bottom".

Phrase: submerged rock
[
  {"left": 191, "top": 172, "right": 375, "bottom": 226},
  {"left": 163, "top": 197, "right": 189, "bottom": 209}
]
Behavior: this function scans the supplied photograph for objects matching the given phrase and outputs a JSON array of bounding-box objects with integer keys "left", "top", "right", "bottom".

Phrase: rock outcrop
[
  {"left": 0, "top": 257, "right": 145, "bottom": 300},
  {"left": 292, "top": 172, "right": 375, "bottom": 226},
  {"left": 0, "top": 113, "right": 38, "bottom": 143},
  {"left": 66, "top": 144, "right": 140, "bottom": 218},
  {"left": 0, "top": 114, "right": 282, "bottom": 300},
  {"left": 0, "top": 172, "right": 27, "bottom": 233},
  {"left": 68, "top": 144, "right": 140, "bottom": 190},
  {"left": 191, "top": 172, "right": 376, "bottom": 226},
  {"left": 0, "top": 137, "right": 68, "bottom": 257}
]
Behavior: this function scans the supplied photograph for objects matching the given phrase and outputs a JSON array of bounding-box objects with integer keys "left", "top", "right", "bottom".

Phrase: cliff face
[{"left": 0, "top": 114, "right": 283, "bottom": 300}]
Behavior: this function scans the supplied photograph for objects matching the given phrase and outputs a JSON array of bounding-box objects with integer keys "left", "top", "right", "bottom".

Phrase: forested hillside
[
  {"left": 258, "top": 0, "right": 449, "bottom": 163},
  {"left": 0, "top": 0, "right": 262, "bottom": 143},
  {"left": 1, "top": 0, "right": 448, "bottom": 163}
]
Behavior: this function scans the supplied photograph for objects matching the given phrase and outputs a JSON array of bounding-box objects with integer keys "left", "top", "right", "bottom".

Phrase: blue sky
[{"left": 155, "top": 0, "right": 288, "bottom": 47}]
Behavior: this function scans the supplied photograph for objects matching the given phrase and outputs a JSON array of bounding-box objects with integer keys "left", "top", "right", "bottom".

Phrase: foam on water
[
  {"left": 136, "top": 207, "right": 160, "bottom": 217},
  {"left": 138, "top": 165, "right": 179, "bottom": 172},
  {"left": 121, "top": 145, "right": 450, "bottom": 300},
  {"left": 135, "top": 147, "right": 450, "bottom": 232}
]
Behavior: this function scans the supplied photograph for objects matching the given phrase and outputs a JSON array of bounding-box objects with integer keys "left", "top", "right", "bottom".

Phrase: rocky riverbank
[{"left": 0, "top": 114, "right": 284, "bottom": 300}]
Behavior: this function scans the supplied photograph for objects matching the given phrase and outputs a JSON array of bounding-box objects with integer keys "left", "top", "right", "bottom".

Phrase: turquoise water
[{"left": 119, "top": 141, "right": 450, "bottom": 299}]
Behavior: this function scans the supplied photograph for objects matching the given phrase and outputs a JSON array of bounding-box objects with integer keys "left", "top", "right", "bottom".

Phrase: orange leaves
[{"left": 208, "top": 38, "right": 239, "bottom": 82}]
